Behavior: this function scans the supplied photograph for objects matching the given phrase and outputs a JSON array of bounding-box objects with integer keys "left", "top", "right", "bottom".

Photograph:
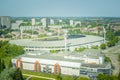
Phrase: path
[{"left": 23, "top": 73, "right": 56, "bottom": 80}]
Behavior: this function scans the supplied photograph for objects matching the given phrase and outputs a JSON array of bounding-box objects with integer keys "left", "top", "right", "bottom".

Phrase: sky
[{"left": 0, "top": 0, "right": 120, "bottom": 17}]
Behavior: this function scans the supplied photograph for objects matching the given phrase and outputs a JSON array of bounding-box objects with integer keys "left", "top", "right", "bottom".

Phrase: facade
[
  {"left": 70, "top": 20, "right": 74, "bottom": 26},
  {"left": 32, "top": 18, "right": 36, "bottom": 26},
  {"left": 41, "top": 18, "right": 46, "bottom": 27},
  {"left": 74, "top": 21, "right": 81, "bottom": 27},
  {"left": 0, "top": 16, "right": 11, "bottom": 28},
  {"left": 59, "top": 19, "right": 62, "bottom": 23},
  {"left": 50, "top": 19, "right": 54, "bottom": 25},
  {"left": 11, "top": 20, "right": 23, "bottom": 29},
  {"left": 12, "top": 49, "right": 111, "bottom": 77}
]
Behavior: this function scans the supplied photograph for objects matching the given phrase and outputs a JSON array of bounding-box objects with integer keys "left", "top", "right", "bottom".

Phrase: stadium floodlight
[{"left": 103, "top": 26, "right": 106, "bottom": 43}]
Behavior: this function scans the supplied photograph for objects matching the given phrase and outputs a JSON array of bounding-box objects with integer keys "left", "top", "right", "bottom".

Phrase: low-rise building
[{"left": 12, "top": 49, "right": 111, "bottom": 77}]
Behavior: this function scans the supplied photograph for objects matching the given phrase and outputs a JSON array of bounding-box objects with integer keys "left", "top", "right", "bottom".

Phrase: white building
[
  {"left": 32, "top": 18, "right": 36, "bottom": 26},
  {"left": 70, "top": 20, "right": 74, "bottom": 26},
  {"left": 74, "top": 21, "right": 81, "bottom": 26},
  {"left": 0, "top": 16, "right": 11, "bottom": 28},
  {"left": 12, "top": 49, "right": 111, "bottom": 77},
  {"left": 41, "top": 18, "right": 46, "bottom": 27},
  {"left": 11, "top": 20, "right": 23, "bottom": 29},
  {"left": 59, "top": 19, "right": 62, "bottom": 23},
  {"left": 50, "top": 19, "right": 54, "bottom": 25}
]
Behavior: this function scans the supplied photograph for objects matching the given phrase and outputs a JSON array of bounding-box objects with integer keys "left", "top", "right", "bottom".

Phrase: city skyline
[{"left": 0, "top": 0, "right": 120, "bottom": 17}]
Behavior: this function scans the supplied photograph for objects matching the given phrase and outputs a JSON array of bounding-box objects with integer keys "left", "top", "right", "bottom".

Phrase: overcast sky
[{"left": 0, "top": 0, "right": 120, "bottom": 17}]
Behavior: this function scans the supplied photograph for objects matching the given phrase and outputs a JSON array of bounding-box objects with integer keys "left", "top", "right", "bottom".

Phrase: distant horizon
[
  {"left": 0, "top": 0, "right": 120, "bottom": 17},
  {"left": 6, "top": 16, "right": 120, "bottom": 18}
]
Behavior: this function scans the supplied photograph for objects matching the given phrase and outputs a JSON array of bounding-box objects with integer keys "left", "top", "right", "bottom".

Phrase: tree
[
  {"left": 14, "top": 68, "right": 23, "bottom": 80},
  {"left": 97, "top": 73, "right": 118, "bottom": 80},
  {"left": 1, "top": 59, "right": 6, "bottom": 71},
  {"left": 7, "top": 59, "right": 12, "bottom": 68},
  {"left": 118, "top": 72, "right": 120, "bottom": 80},
  {"left": 100, "top": 43, "right": 106, "bottom": 49},
  {"left": 0, "top": 58, "right": 1, "bottom": 73},
  {"left": 106, "top": 30, "right": 115, "bottom": 41},
  {"left": 0, "top": 68, "right": 24, "bottom": 80},
  {"left": 0, "top": 68, "right": 23, "bottom": 80}
]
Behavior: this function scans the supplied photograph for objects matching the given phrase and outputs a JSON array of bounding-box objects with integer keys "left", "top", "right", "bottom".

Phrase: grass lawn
[
  {"left": 22, "top": 70, "right": 56, "bottom": 78},
  {"left": 22, "top": 70, "right": 89, "bottom": 80},
  {"left": 23, "top": 75, "right": 48, "bottom": 80}
]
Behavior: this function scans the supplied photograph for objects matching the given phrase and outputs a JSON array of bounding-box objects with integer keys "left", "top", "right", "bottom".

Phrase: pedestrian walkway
[{"left": 23, "top": 73, "right": 56, "bottom": 80}]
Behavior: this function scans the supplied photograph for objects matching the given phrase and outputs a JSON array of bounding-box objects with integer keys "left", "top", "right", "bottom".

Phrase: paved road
[
  {"left": 23, "top": 74, "right": 56, "bottom": 80},
  {"left": 102, "top": 45, "right": 120, "bottom": 75}
]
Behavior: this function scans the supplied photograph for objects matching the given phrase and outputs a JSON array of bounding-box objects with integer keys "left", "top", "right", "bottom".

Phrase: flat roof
[{"left": 14, "top": 49, "right": 103, "bottom": 63}]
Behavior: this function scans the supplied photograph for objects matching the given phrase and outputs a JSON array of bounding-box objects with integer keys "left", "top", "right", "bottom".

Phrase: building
[
  {"left": 41, "top": 18, "right": 46, "bottom": 27},
  {"left": 11, "top": 20, "right": 23, "bottom": 29},
  {"left": 12, "top": 49, "right": 111, "bottom": 77},
  {"left": 0, "top": 16, "right": 11, "bottom": 28},
  {"left": 10, "top": 35, "right": 104, "bottom": 52},
  {"left": 70, "top": 20, "right": 74, "bottom": 26},
  {"left": 59, "top": 19, "right": 62, "bottom": 24},
  {"left": 32, "top": 18, "right": 36, "bottom": 26},
  {"left": 74, "top": 21, "right": 81, "bottom": 27},
  {"left": 50, "top": 19, "right": 54, "bottom": 25}
]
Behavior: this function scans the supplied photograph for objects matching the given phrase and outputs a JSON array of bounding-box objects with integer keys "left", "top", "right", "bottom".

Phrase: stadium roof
[{"left": 10, "top": 35, "right": 104, "bottom": 48}]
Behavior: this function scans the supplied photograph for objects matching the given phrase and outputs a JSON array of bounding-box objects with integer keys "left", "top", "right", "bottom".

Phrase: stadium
[{"left": 10, "top": 34, "right": 104, "bottom": 52}]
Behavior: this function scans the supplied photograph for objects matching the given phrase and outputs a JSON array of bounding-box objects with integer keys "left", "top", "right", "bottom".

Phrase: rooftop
[
  {"left": 10, "top": 35, "right": 104, "bottom": 47},
  {"left": 15, "top": 49, "right": 103, "bottom": 63}
]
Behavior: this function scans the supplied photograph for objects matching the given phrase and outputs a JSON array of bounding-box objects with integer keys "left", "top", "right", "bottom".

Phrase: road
[
  {"left": 102, "top": 45, "right": 120, "bottom": 75},
  {"left": 23, "top": 74, "right": 56, "bottom": 80}
]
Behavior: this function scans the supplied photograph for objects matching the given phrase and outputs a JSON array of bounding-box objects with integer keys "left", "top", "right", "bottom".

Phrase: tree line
[{"left": 0, "top": 41, "right": 24, "bottom": 80}]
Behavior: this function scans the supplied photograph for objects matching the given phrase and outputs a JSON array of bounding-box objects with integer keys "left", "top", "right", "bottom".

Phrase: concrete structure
[
  {"left": 32, "top": 18, "right": 36, "bottom": 26},
  {"left": 11, "top": 20, "right": 23, "bottom": 29},
  {"left": 50, "top": 19, "right": 54, "bottom": 25},
  {"left": 59, "top": 19, "right": 62, "bottom": 23},
  {"left": 10, "top": 35, "right": 104, "bottom": 52},
  {"left": 0, "top": 16, "right": 11, "bottom": 28},
  {"left": 74, "top": 21, "right": 81, "bottom": 27},
  {"left": 41, "top": 18, "right": 46, "bottom": 27},
  {"left": 12, "top": 49, "right": 111, "bottom": 77},
  {"left": 70, "top": 20, "right": 74, "bottom": 26}
]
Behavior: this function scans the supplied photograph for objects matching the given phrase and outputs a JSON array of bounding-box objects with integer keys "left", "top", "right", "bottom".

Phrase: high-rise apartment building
[
  {"left": 70, "top": 20, "right": 74, "bottom": 26},
  {"left": 32, "top": 18, "right": 36, "bottom": 26},
  {"left": 50, "top": 19, "right": 54, "bottom": 25},
  {"left": 0, "top": 16, "right": 11, "bottom": 28},
  {"left": 41, "top": 18, "right": 46, "bottom": 27}
]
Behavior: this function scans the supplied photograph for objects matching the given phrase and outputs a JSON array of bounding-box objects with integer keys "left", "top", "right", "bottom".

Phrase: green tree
[
  {"left": 14, "top": 68, "right": 23, "bottom": 80},
  {"left": 0, "top": 58, "right": 1, "bottom": 73},
  {"left": 106, "top": 30, "right": 115, "bottom": 41},
  {"left": 7, "top": 59, "right": 12, "bottom": 68},
  {"left": 1, "top": 59, "right": 6, "bottom": 71},
  {"left": 118, "top": 72, "right": 120, "bottom": 80},
  {"left": 107, "top": 41, "right": 115, "bottom": 47},
  {"left": 0, "top": 68, "right": 24, "bottom": 80},
  {"left": 91, "top": 45, "right": 98, "bottom": 49},
  {"left": 100, "top": 43, "right": 106, "bottom": 49}
]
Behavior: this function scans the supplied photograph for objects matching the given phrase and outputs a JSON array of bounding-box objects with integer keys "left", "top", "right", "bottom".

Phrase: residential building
[
  {"left": 0, "top": 16, "right": 11, "bottom": 28},
  {"left": 32, "top": 18, "right": 36, "bottom": 26}
]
